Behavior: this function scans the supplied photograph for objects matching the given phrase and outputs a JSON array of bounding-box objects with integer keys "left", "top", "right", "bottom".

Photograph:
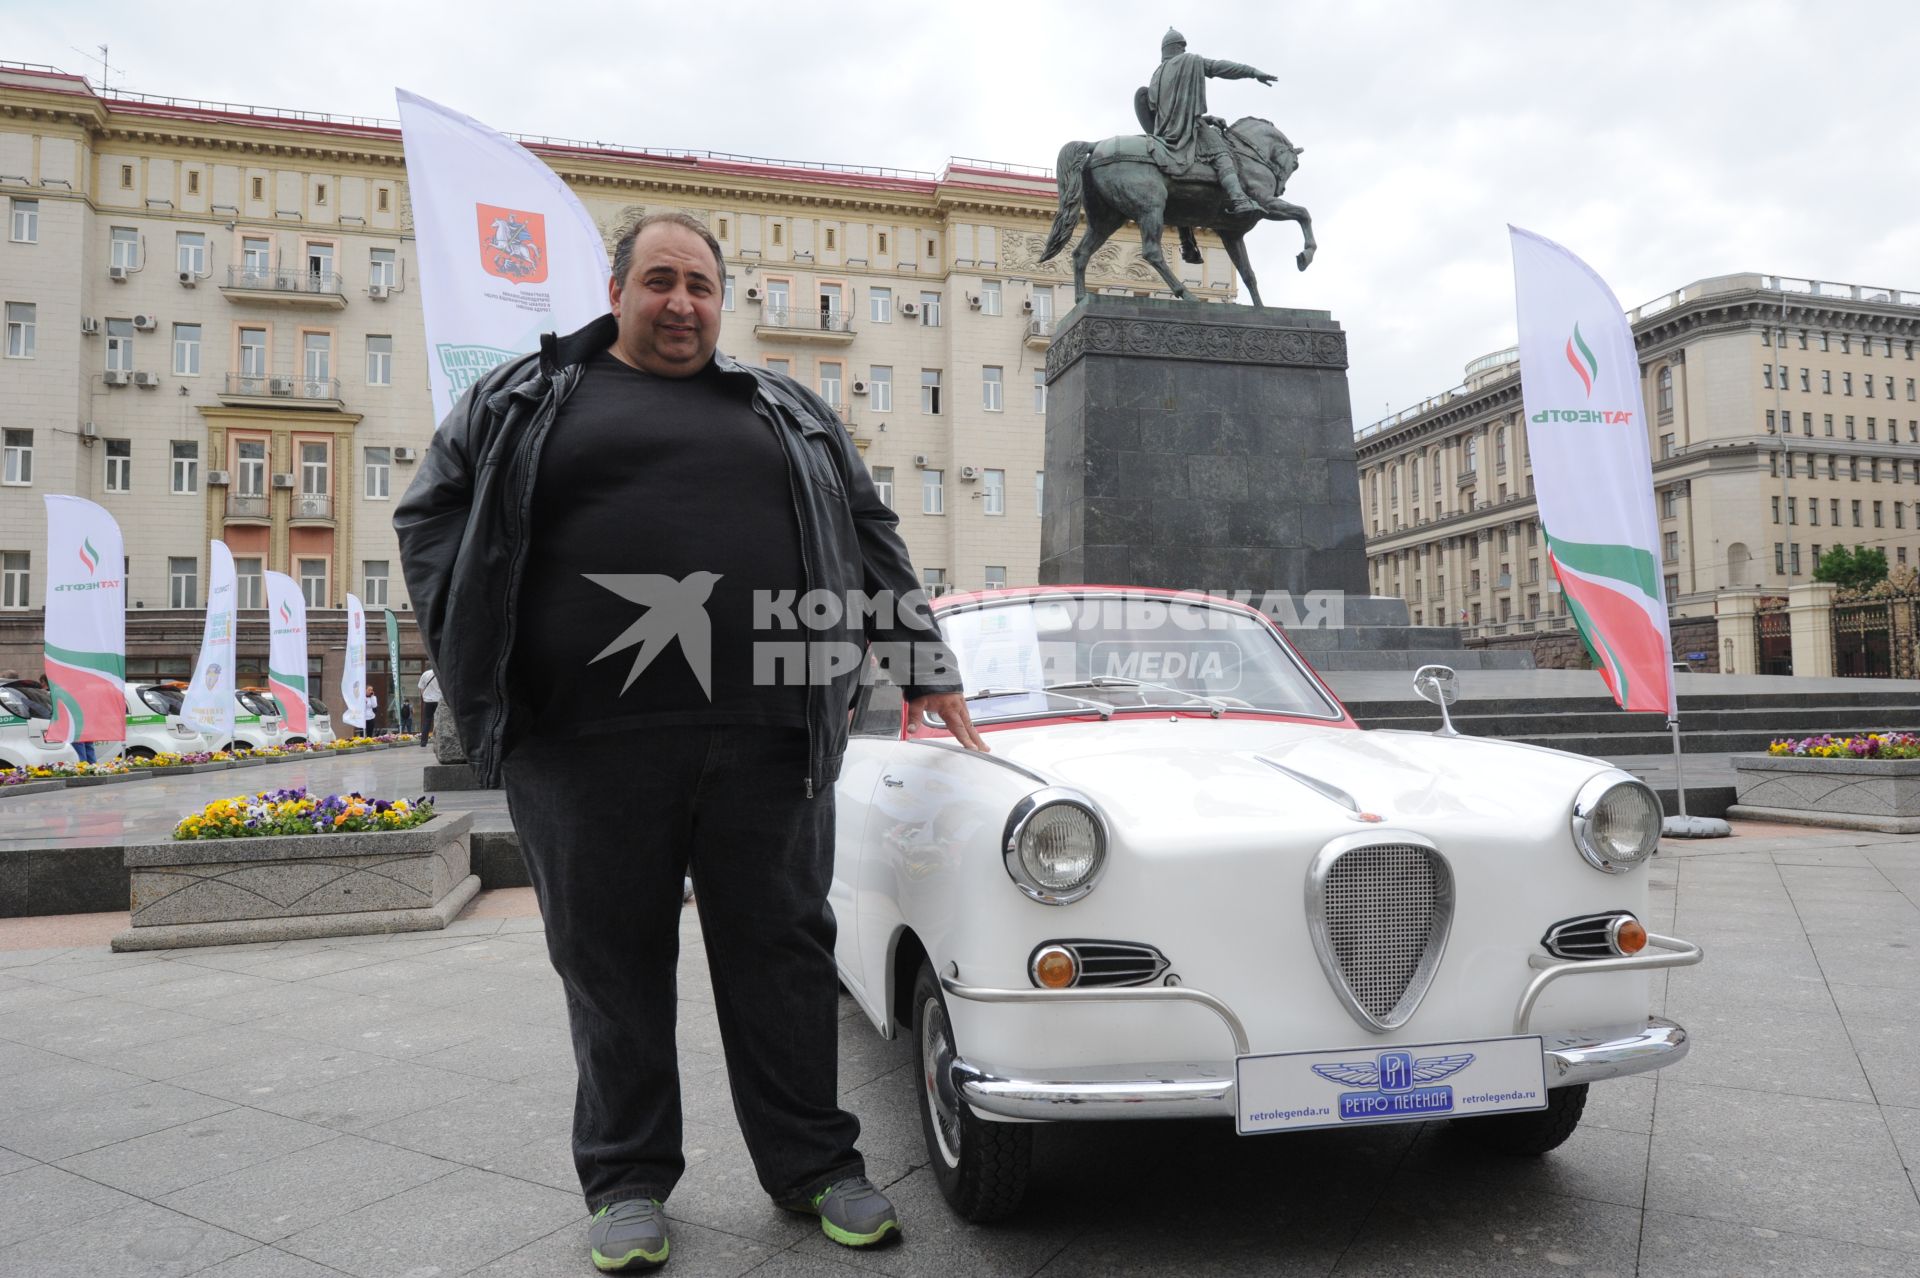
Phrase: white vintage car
[{"left": 830, "top": 587, "right": 1700, "bottom": 1221}]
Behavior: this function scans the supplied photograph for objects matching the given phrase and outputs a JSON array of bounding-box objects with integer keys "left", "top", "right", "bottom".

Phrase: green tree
[{"left": 1814, "top": 544, "right": 1889, "bottom": 591}]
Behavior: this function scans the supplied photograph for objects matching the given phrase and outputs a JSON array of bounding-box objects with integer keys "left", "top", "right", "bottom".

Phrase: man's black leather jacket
[{"left": 394, "top": 313, "right": 960, "bottom": 792}]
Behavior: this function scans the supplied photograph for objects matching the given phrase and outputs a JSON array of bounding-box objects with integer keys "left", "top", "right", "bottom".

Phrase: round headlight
[
  {"left": 1571, "top": 776, "right": 1663, "bottom": 873},
  {"left": 1003, "top": 789, "right": 1108, "bottom": 904}
]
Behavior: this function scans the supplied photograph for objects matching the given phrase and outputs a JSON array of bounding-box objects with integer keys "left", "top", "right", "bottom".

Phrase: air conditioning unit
[
  {"left": 103, "top": 370, "right": 131, "bottom": 386},
  {"left": 80, "top": 317, "right": 99, "bottom": 335},
  {"left": 899, "top": 301, "right": 920, "bottom": 318},
  {"left": 967, "top": 295, "right": 983, "bottom": 310},
  {"left": 80, "top": 421, "right": 98, "bottom": 438},
  {"left": 271, "top": 472, "right": 295, "bottom": 489},
  {"left": 269, "top": 376, "right": 294, "bottom": 395},
  {"left": 131, "top": 371, "right": 159, "bottom": 387},
  {"left": 1021, "top": 299, "right": 1035, "bottom": 314},
  {"left": 744, "top": 285, "right": 763, "bottom": 303},
  {"left": 132, "top": 313, "right": 157, "bottom": 331},
  {"left": 393, "top": 446, "right": 419, "bottom": 462},
  {"left": 178, "top": 271, "right": 196, "bottom": 287},
  {"left": 368, "top": 284, "right": 390, "bottom": 301},
  {"left": 959, "top": 465, "right": 981, "bottom": 481},
  {"left": 108, "top": 265, "right": 129, "bottom": 281},
  {"left": 850, "top": 380, "right": 869, "bottom": 396},
  {"left": 206, "top": 469, "right": 231, "bottom": 486},
  {"left": 913, "top": 453, "right": 931, "bottom": 468}
]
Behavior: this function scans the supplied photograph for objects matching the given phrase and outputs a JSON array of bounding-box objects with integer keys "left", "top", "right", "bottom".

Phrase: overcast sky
[{"left": 8, "top": 0, "right": 1914, "bottom": 426}]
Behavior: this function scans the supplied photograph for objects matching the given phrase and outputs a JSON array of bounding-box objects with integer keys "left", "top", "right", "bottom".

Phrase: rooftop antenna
[{"left": 69, "top": 43, "right": 124, "bottom": 93}]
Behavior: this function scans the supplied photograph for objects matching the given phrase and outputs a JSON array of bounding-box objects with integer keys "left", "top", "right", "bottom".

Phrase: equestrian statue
[{"left": 1039, "top": 27, "right": 1316, "bottom": 308}]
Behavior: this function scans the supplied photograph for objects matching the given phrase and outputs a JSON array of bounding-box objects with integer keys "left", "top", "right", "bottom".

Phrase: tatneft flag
[
  {"left": 396, "top": 89, "right": 611, "bottom": 424},
  {"left": 342, "top": 593, "right": 368, "bottom": 728},
  {"left": 42, "top": 495, "right": 126, "bottom": 743},
  {"left": 181, "top": 541, "right": 236, "bottom": 742},
  {"left": 263, "top": 571, "right": 310, "bottom": 736},
  {"left": 1509, "top": 226, "right": 1675, "bottom": 716}
]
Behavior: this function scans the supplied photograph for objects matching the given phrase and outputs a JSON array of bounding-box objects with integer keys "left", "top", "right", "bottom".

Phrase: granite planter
[
  {"left": 1729, "top": 754, "right": 1920, "bottom": 831},
  {"left": 65, "top": 770, "right": 149, "bottom": 788},
  {"left": 0, "top": 779, "right": 64, "bottom": 797},
  {"left": 112, "top": 810, "right": 480, "bottom": 951},
  {"left": 140, "top": 761, "right": 236, "bottom": 777}
]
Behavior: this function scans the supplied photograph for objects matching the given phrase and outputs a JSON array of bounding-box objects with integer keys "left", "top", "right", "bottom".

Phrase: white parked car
[
  {"left": 304, "top": 698, "right": 337, "bottom": 747},
  {"left": 116, "top": 682, "right": 218, "bottom": 760},
  {"left": 0, "top": 679, "right": 78, "bottom": 771},
  {"left": 222, "top": 688, "right": 288, "bottom": 753},
  {"left": 831, "top": 587, "right": 1700, "bottom": 1220}
]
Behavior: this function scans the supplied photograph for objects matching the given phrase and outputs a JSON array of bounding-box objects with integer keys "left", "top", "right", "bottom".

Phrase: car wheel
[
  {"left": 124, "top": 746, "right": 155, "bottom": 760},
  {"left": 1452, "top": 1083, "right": 1587, "bottom": 1155},
  {"left": 911, "top": 960, "right": 1032, "bottom": 1222}
]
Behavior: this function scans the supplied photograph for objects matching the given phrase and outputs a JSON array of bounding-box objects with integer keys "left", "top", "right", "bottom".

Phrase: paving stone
[
  {"left": 0, "top": 1080, "right": 236, "bottom": 1161},
  {"left": 157, "top": 1133, "right": 455, "bottom": 1243},
  {"left": 1658, "top": 997, "right": 1874, "bottom": 1102},
  {"left": 167, "top": 1037, "right": 391, "bottom": 1106},
  {"left": 236, "top": 946, "right": 403, "bottom": 982},
  {"left": 246, "top": 994, "right": 494, "bottom": 1059},
  {"left": 86, "top": 1023, "right": 328, "bottom": 1084},
  {"left": 5, "top": 1058, "right": 153, "bottom": 1114},
  {"left": 0, "top": 1161, "right": 138, "bottom": 1249},
  {"left": 193, "top": 1245, "right": 351, "bottom": 1278},
  {"left": 0, "top": 1146, "right": 35, "bottom": 1176},
  {"left": 154, "top": 977, "right": 360, "bottom": 1027},
  {"left": 55, "top": 1106, "right": 336, "bottom": 1198},
  {"left": 1639, "top": 1210, "right": 1920, "bottom": 1276},
  {"left": 474, "top": 1129, "right": 579, "bottom": 1195},
  {"left": 95, "top": 968, "right": 292, "bottom": 1014},
  {"left": 375, "top": 1080, "right": 574, "bottom": 1165},
  {"left": 37, "top": 956, "right": 215, "bottom": 995},
  {"left": 276, "top": 1164, "right": 583, "bottom": 1277},
  {"left": 1578, "top": 1073, "right": 1656, "bottom": 1135},
  {"left": 466, "top": 1214, "right": 776, "bottom": 1277},
  {"left": 0, "top": 1198, "right": 255, "bottom": 1276},
  {"left": 1649, "top": 1082, "right": 1920, "bottom": 1253},
  {"left": 298, "top": 955, "right": 447, "bottom": 995},
  {"left": 1327, "top": 1169, "right": 1644, "bottom": 1276},
  {"left": 0, "top": 993, "right": 212, "bottom": 1059},
  {"left": 406, "top": 1017, "right": 574, "bottom": 1083},
  {"left": 0, "top": 979, "right": 84, "bottom": 1013},
  {"left": 249, "top": 1057, "right": 494, "bottom": 1132},
  {"left": 1402, "top": 1117, "right": 1649, "bottom": 1209}
]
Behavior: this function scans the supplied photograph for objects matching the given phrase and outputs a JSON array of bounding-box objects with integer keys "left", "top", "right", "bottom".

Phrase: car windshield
[
  {"left": 238, "top": 690, "right": 278, "bottom": 717},
  {"left": 140, "top": 685, "right": 185, "bottom": 715},
  {"left": 1, "top": 682, "right": 52, "bottom": 720},
  {"left": 932, "top": 595, "right": 1342, "bottom": 723},
  {"left": 308, "top": 698, "right": 329, "bottom": 715}
]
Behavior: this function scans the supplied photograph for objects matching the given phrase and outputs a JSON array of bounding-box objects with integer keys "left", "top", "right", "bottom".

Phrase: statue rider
[{"left": 1141, "top": 27, "right": 1276, "bottom": 217}]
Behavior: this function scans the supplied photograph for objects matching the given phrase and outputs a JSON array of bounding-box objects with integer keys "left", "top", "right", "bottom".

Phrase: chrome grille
[
  {"left": 1542, "top": 912, "right": 1634, "bottom": 960},
  {"left": 1030, "top": 939, "right": 1170, "bottom": 988},
  {"left": 1309, "top": 841, "right": 1453, "bottom": 1032}
]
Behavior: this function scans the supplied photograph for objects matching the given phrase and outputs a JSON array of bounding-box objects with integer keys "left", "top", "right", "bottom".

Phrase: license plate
[{"left": 1235, "top": 1034, "right": 1547, "bottom": 1135}]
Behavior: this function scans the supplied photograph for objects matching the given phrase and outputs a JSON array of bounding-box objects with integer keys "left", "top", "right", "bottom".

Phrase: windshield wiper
[
  {"left": 963, "top": 686, "right": 1113, "bottom": 719},
  {"left": 1048, "top": 676, "right": 1228, "bottom": 717}
]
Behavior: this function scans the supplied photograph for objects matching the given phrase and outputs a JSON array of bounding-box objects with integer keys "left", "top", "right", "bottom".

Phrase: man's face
[{"left": 609, "top": 224, "right": 723, "bottom": 377}]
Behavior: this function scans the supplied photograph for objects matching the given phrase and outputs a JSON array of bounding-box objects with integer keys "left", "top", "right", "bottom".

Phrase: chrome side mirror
[{"left": 1412, "top": 664, "right": 1461, "bottom": 737}]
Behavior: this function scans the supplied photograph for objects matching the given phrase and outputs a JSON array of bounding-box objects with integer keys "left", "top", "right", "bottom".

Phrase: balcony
[
  {"left": 753, "top": 305, "right": 854, "bottom": 343},
  {"left": 225, "top": 492, "right": 268, "bottom": 522},
  {"left": 1024, "top": 318, "right": 1055, "bottom": 350},
  {"left": 291, "top": 492, "right": 333, "bottom": 524},
  {"left": 221, "top": 373, "right": 344, "bottom": 409},
  {"left": 221, "top": 266, "right": 348, "bottom": 308}
]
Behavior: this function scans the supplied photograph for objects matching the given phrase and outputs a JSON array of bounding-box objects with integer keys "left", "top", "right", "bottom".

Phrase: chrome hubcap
[{"left": 919, "top": 995, "right": 962, "bottom": 1167}]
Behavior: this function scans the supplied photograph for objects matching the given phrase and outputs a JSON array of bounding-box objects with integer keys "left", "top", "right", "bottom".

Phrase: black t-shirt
[{"left": 512, "top": 351, "right": 809, "bottom": 738}]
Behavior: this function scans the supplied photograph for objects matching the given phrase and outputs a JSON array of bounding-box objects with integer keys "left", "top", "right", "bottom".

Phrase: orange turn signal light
[
  {"left": 1031, "top": 945, "right": 1079, "bottom": 989},
  {"left": 1612, "top": 917, "right": 1648, "bottom": 955}
]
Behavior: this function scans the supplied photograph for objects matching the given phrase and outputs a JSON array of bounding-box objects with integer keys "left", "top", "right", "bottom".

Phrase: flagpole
[{"left": 1668, "top": 717, "right": 1687, "bottom": 819}]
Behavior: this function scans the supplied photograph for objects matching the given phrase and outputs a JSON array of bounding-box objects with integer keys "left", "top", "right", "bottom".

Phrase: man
[
  {"left": 416, "top": 667, "right": 439, "bottom": 747},
  {"left": 396, "top": 211, "right": 980, "bottom": 1272},
  {"left": 1144, "top": 26, "right": 1277, "bottom": 216}
]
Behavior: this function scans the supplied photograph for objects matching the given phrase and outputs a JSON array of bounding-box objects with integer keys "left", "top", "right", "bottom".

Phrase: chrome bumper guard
[{"left": 940, "top": 934, "right": 1700, "bottom": 1123}]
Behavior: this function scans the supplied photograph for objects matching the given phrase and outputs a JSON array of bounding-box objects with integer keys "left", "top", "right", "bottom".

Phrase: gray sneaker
[
  {"left": 589, "top": 1198, "right": 669, "bottom": 1271},
  {"left": 779, "top": 1176, "right": 900, "bottom": 1247}
]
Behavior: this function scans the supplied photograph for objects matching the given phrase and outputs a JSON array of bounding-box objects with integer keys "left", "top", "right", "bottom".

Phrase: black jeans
[
  {"left": 503, "top": 724, "right": 863, "bottom": 1212},
  {"left": 419, "top": 701, "right": 436, "bottom": 745}
]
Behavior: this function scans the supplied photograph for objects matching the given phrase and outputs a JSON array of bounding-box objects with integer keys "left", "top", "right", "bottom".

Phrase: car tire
[
  {"left": 124, "top": 747, "right": 155, "bottom": 760},
  {"left": 1452, "top": 1082, "right": 1587, "bottom": 1155},
  {"left": 911, "top": 960, "right": 1032, "bottom": 1222}
]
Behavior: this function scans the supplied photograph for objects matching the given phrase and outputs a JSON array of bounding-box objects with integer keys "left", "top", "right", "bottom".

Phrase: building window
[
  {"left": 363, "top": 560, "right": 389, "bottom": 608},
  {"left": 1464, "top": 436, "right": 1478, "bottom": 471},
  {"left": 1663, "top": 489, "right": 1678, "bottom": 518},
  {"left": 297, "top": 558, "right": 328, "bottom": 609},
  {"left": 921, "top": 368, "right": 941, "bottom": 415},
  {"left": 1824, "top": 413, "right": 1834, "bottom": 436},
  {"left": 716, "top": 217, "right": 728, "bottom": 239},
  {"left": 923, "top": 468, "right": 944, "bottom": 514},
  {"left": 983, "top": 468, "right": 1005, "bottom": 515},
  {"left": 177, "top": 232, "right": 207, "bottom": 276},
  {"left": 164, "top": 322, "right": 200, "bottom": 375},
  {"left": 1762, "top": 365, "right": 1773, "bottom": 389},
  {"left": 300, "top": 441, "right": 329, "bottom": 497},
  {"left": 1809, "top": 498, "right": 1819, "bottom": 526},
  {"left": 377, "top": 188, "right": 390, "bottom": 213},
  {"left": 1664, "top": 573, "right": 1679, "bottom": 602},
  {"left": 1657, "top": 366, "right": 1673, "bottom": 413},
  {"left": 818, "top": 361, "right": 843, "bottom": 407},
  {"left": 365, "top": 446, "right": 391, "bottom": 499},
  {"left": 771, "top": 223, "right": 783, "bottom": 246},
  {"left": 102, "top": 438, "right": 131, "bottom": 492},
  {"left": 315, "top": 182, "right": 328, "bottom": 207},
  {"left": 369, "top": 248, "right": 396, "bottom": 288},
  {"left": 242, "top": 237, "right": 271, "bottom": 279},
  {"left": 366, "top": 335, "right": 393, "bottom": 386},
  {"left": 871, "top": 466, "right": 894, "bottom": 509},
  {"left": 722, "top": 275, "right": 734, "bottom": 311},
  {"left": 922, "top": 567, "right": 947, "bottom": 596},
  {"left": 1831, "top": 497, "right": 1840, "bottom": 524},
  {"left": 1036, "top": 471, "right": 1044, "bottom": 518},
  {"left": 1844, "top": 372, "right": 1854, "bottom": 395},
  {"left": 1822, "top": 370, "right": 1832, "bottom": 394},
  {"left": 171, "top": 441, "right": 198, "bottom": 494},
  {"left": 869, "top": 287, "right": 891, "bottom": 323},
  {"left": 1802, "top": 412, "right": 1812, "bottom": 435},
  {"left": 1660, "top": 434, "right": 1675, "bottom": 459},
  {"left": 1800, "top": 368, "right": 1810, "bottom": 392},
  {"left": 110, "top": 226, "right": 139, "bottom": 270},
  {"left": 9, "top": 198, "right": 37, "bottom": 243},
  {"left": 1787, "top": 496, "right": 1798, "bottom": 524},
  {"left": 105, "top": 318, "right": 133, "bottom": 371},
  {"left": 869, "top": 365, "right": 893, "bottom": 412},
  {"left": 302, "top": 331, "right": 332, "bottom": 385},
  {"left": 119, "top": 163, "right": 133, "bottom": 189},
  {"left": 1852, "top": 499, "right": 1863, "bottom": 526},
  {"left": 1034, "top": 369, "right": 1047, "bottom": 414},
  {"left": 1765, "top": 410, "right": 1775, "bottom": 433},
  {"left": 1791, "top": 544, "right": 1802, "bottom": 575},
  {"left": 984, "top": 565, "right": 1007, "bottom": 589},
  {"left": 250, "top": 175, "right": 264, "bottom": 201},
  {"left": 0, "top": 551, "right": 27, "bottom": 608},
  {"left": 236, "top": 439, "right": 266, "bottom": 496},
  {"left": 1874, "top": 501, "right": 1884, "bottom": 528},
  {"left": 877, "top": 232, "right": 888, "bottom": 255},
  {"left": 980, "top": 280, "right": 1002, "bottom": 316},
  {"left": 234, "top": 557, "right": 263, "bottom": 609},
  {"left": 919, "top": 291, "right": 941, "bottom": 327},
  {"left": 239, "top": 327, "right": 267, "bottom": 379},
  {"left": 764, "top": 356, "right": 791, "bottom": 378},
  {"left": 3, "top": 302, "right": 33, "bottom": 359},
  {"left": 168, "top": 556, "right": 197, "bottom": 609},
  {"left": 1867, "top": 375, "right": 1877, "bottom": 398},
  {"left": 982, "top": 366, "right": 1003, "bottom": 412}
]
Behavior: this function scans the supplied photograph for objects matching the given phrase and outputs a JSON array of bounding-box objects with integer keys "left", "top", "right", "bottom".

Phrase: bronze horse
[{"left": 1039, "top": 117, "right": 1314, "bottom": 308}]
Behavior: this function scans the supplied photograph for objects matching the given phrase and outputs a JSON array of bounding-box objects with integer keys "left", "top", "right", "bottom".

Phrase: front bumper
[{"left": 941, "top": 930, "right": 1701, "bottom": 1123}]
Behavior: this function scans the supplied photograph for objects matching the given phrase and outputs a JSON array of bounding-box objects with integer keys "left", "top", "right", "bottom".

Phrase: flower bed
[
  {"left": 5, "top": 759, "right": 134, "bottom": 780},
  {"left": 1768, "top": 733, "right": 1920, "bottom": 760},
  {"left": 173, "top": 787, "right": 434, "bottom": 841},
  {"left": 126, "top": 750, "right": 236, "bottom": 773}
]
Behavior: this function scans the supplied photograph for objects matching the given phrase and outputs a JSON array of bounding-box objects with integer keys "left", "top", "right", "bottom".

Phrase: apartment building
[{"left": 0, "top": 62, "right": 1236, "bottom": 677}]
